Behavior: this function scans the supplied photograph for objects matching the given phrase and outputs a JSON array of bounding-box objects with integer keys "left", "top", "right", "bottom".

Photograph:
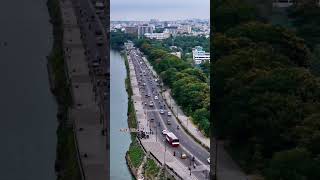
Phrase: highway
[{"left": 128, "top": 47, "right": 210, "bottom": 179}]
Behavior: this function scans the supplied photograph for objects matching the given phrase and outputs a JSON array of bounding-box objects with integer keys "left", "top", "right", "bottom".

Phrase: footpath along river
[
  {"left": 110, "top": 50, "right": 133, "bottom": 180},
  {"left": 0, "top": 0, "right": 57, "bottom": 179}
]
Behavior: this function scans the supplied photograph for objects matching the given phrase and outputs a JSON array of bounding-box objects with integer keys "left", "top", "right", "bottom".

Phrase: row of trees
[
  {"left": 162, "top": 36, "right": 210, "bottom": 53},
  {"left": 110, "top": 30, "right": 136, "bottom": 50},
  {"left": 135, "top": 39, "right": 211, "bottom": 136},
  {"left": 213, "top": 1, "right": 320, "bottom": 179}
]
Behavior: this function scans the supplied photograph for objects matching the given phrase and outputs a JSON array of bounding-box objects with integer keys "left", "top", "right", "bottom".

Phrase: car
[
  {"left": 154, "top": 96, "right": 158, "bottom": 100},
  {"left": 149, "top": 101, "right": 154, "bottom": 107},
  {"left": 148, "top": 94, "right": 151, "bottom": 97},
  {"left": 160, "top": 109, "right": 164, "bottom": 114},
  {"left": 143, "top": 83, "right": 146, "bottom": 86},
  {"left": 207, "top": 157, "right": 210, "bottom": 164},
  {"left": 167, "top": 119, "right": 171, "bottom": 125},
  {"left": 181, "top": 153, "right": 187, "bottom": 159},
  {"left": 167, "top": 112, "right": 172, "bottom": 116},
  {"left": 162, "top": 129, "right": 168, "bottom": 135}
]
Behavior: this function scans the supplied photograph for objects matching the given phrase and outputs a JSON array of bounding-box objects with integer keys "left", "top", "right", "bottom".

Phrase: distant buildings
[
  {"left": 192, "top": 46, "right": 210, "bottom": 65},
  {"left": 144, "top": 32, "right": 170, "bottom": 40},
  {"left": 177, "top": 25, "right": 192, "bottom": 34},
  {"left": 111, "top": 19, "right": 210, "bottom": 38},
  {"left": 125, "top": 26, "right": 138, "bottom": 35},
  {"left": 164, "top": 26, "right": 178, "bottom": 36},
  {"left": 138, "top": 25, "right": 154, "bottom": 38}
]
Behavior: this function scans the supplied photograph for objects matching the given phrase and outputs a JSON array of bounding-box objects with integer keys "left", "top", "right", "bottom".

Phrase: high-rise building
[{"left": 138, "top": 25, "right": 154, "bottom": 38}]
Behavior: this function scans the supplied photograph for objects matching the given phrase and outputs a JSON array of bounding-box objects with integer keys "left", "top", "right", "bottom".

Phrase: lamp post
[{"left": 163, "top": 139, "right": 167, "bottom": 179}]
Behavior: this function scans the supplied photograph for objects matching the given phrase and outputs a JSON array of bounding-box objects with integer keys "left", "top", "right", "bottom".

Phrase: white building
[
  {"left": 144, "top": 33, "right": 170, "bottom": 40},
  {"left": 192, "top": 46, "right": 210, "bottom": 65}
]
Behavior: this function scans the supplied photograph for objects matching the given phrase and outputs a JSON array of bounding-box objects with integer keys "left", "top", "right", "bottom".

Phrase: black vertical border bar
[
  {"left": 210, "top": 0, "right": 216, "bottom": 180},
  {"left": 103, "top": 0, "right": 110, "bottom": 179}
]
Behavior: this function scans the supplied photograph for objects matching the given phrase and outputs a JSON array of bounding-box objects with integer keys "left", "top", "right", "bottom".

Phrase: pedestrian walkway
[
  {"left": 60, "top": 0, "right": 107, "bottom": 179},
  {"left": 141, "top": 140, "right": 198, "bottom": 180}
]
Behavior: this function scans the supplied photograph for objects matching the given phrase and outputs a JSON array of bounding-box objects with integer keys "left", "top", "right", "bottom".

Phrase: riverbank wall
[{"left": 46, "top": 0, "right": 81, "bottom": 179}]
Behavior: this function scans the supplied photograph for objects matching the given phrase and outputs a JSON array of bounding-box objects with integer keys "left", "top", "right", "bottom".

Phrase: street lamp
[{"left": 163, "top": 139, "right": 167, "bottom": 179}]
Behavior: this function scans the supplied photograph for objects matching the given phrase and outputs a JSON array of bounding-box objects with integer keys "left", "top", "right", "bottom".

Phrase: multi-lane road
[{"left": 128, "top": 47, "right": 210, "bottom": 179}]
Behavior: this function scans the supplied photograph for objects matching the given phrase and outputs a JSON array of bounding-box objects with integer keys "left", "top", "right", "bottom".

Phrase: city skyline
[{"left": 110, "top": 0, "right": 210, "bottom": 21}]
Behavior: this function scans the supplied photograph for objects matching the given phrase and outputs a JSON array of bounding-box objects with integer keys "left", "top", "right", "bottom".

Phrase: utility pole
[
  {"left": 155, "top": 124, "right": 157, "bottom": 142},
  {"left": 163, "top": 139, "right": 167, "bottom": 180}
]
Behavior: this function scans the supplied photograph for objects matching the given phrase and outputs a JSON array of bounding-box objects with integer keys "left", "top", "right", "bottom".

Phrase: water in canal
[
  {"left": 110, "top": 50, "right": 133, "bottom": 180},
  {"left": 0, "top": 0, "right": 57, "bottom": 179}
]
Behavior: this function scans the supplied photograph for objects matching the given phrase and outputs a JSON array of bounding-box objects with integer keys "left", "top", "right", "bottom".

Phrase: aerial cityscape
[
  {"left": 2, "top": 0, "right": 320, "bottom": 180},
  {"left": 110, "top": 10, "right": 211, "bottom": 180}
]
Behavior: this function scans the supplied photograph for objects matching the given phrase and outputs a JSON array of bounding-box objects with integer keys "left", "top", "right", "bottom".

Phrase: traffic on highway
[{"left": 128, "top": 47, "right": 210, "bottom": 179}]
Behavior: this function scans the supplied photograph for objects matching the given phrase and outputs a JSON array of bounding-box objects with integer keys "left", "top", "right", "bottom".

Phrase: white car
[
  {"left": 167, "top": 112, "right": 172, "bottom": 116},
  {"left": 207, "top": 157, "right": 210, "bottom": 164},
  {"left": 162, "top": 130, "right": 168, "bottom": 135},
  {"left": 149, "top": 101, "right": 154, "bottom": 107},
  {"left": 160, "top": 109, "right": 164, "bottom": 114},
  {"left": 154, "top": 96, "right": 158, "bottom": 100}
]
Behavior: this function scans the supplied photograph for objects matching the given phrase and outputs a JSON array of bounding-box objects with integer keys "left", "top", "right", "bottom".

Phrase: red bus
[{"left": 166, "top": 132, "right": 179, "bottom": 147}]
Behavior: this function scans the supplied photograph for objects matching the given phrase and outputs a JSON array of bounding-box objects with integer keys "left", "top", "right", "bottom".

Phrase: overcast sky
[{"left": 110, "top": 0, "right": 210, "bottom": 21}]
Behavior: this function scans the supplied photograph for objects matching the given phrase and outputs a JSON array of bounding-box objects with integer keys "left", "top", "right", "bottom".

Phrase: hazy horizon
[{"left": 110, "top": 0, "right": 210, "bottom": 21}]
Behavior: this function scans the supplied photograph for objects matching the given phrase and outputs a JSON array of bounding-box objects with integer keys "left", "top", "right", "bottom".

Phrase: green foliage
[
  {"left": 288, "top": 3, "right": 320, "bottom": 49},
  {"left": 265, "top": 148, "right": 320, "bottom": 180},
  {"left": 128, "top": 140, "right": 145, "bottom": 168},
  {"left": 226, "top": 22, "right": 311, "bottom": 67},
  {"left": 144, "top": 158, "right": 160, "bottom": 178},
  {"left": 213, "top": 0, "right": 257, "bottom": 32},
  {"left": 214, "top": 3, "right": 320, "bottom": 175},
  {"left": 310, "top": 45, "right": 320, "bottom": 76},
  {"left": 56, "top": 127, "right": 81, "bottom": 180},
  {"left": 162, "top": 36, "right": 210, "bottom": 52},
  {"left": 110, "top": 30, "right": 137, "bottom": 50}
]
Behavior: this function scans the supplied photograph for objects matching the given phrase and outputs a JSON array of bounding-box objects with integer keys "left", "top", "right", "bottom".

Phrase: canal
[
  {"left": 0, "top": 0, "right": 57, "bottom": 179},
  {"left": 110, "top": 50, "right": 133, "bottom": 180}
]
